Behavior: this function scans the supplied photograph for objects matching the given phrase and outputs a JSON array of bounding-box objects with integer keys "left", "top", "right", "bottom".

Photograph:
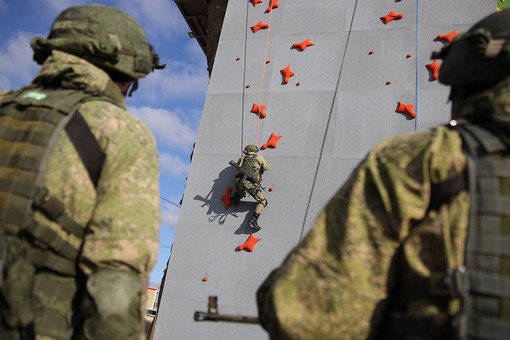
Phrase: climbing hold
[
  {"left": 238, "top": 234, "right": 261, "bottom": 252},
  {"left": 380, "top": 11, "right": 404, "bottom": 24},
  {"left": 267, "top": 0, "right": 279, "bottom": 12},
  {"left": 293, "top": 38, "right": 315, "bottom": 51},
  {"left": 280, "top": 65, "right": 295, "bottom": 84},
  {"left": 395, "top": 101, "right": 416, "bottom": 119},
  {"left": 236, "top": 57, "right": 241, "bottom": 61},
  {"left": 386, "top": 81, "right": 392, "bottom": 85},
  {"left": 436, "top": 30, "right": 457, "bottom": 43},
  {"left": 296, "top": 82, "right": 301, "bottom": 86},
  {"left": 251, "top": 103, "right": 267, "bottom": 118},
  {"left": 221, "top": 187, "right": 233, "bottom": 210},
  {"left": 269, "top": 187, "right": 273, "bottom": 192},
  {"left": 262, "top": 133, "right": 282, "bottom": 149},
  {"left": 203, "top": 277, "right": 208, "bottom": 282},
  {"left": 251, "top": 21, "right": 270, "bottom": 33},
  {"left": 266, "top": 60, "right": 271, "bottom": 64},
  {"left": 406, "top": 54, "right": 412, "bottom": 58},
  {"left": 251, "top": 0, "right": 263, "bottom": 7},
  {"left": 246, "top": 84, "right": 251, "bottom": 88},
  {"left": 369, "top": 50, "right": 375, "bottom": 55},
  {"left": 426, "top": 60, "right": 440, "bottom": 81}
]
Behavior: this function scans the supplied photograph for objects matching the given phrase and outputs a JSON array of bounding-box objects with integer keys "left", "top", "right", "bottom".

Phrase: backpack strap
[{"left": 65, "top": 110, "right": 105, "bottom": 188}]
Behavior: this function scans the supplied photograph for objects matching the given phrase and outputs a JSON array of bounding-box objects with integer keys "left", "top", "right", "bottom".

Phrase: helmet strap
[{"left": 127, "top": 79, "right": 139, "bottom": 97}]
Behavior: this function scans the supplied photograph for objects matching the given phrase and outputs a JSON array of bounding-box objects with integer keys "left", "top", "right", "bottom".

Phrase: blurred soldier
[
  {"left": 231, "top": 145, "right": 269, "bottom": 231},
  {"left": 0, "top": 4, "right": 164, "bottom": 340},
  {"left": 257, "top": 9, "right": 510, "bottom": 340}
]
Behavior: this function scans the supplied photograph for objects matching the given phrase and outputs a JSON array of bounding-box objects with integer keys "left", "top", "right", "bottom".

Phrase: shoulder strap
[
  {"left": 451, "top": 122, "right": 510, "bottom": 340},
  {"left": 65, "top": 110, "right": 105, "bottom": 188}
]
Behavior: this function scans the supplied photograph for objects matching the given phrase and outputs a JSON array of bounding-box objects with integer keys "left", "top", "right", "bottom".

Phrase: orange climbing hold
[
  {"left": 436, "top": 30, "right": 457, "bottom": 43},
  {"left": 221, "top": 187, "right": 233, "bottom": 210},
  {"left": 262, "top": 133, "right": 282, "bottom": 149},
  {"left": 236, "top": 57, "right": 241, "bottom": 61},
  {"left": 396, "top": 101, "right": 416, "bottom": 119},
  {"left": 406, "top": 54, "right": 413, "bottom": 58},
  {"left": 380, "top": 11, "right": 404, "bottom": 24},
  {"left": 426, "top": 60, "right": 440, "bottom": 81},
  {"left": 266, "top": 60, "right": 271, "bottom": 64},
  {"left": 280, "top": 65, "right": 295, "bottom": 84},
  {"left": 246, "top": 84, "right": 251, "bottom": 88},
  {"left": 267, "top": 0, "right": 279, "bottom": 12},
  {"left": 251, "top": 21, "right": 270, "bottom": 33},
  {"left": 238, "top": 234, "right": 261, "bottom": 252},
  {"left": 386, "top": 81, "right": 392, "bottom": 85},
  {"left": 251, "top": 0, "right": 263, "bottom": 7},
  {"left": 296, "top": 82, "right": 301, "bottom": 86},
  {"left": 203, "top": 276, "right": 208, "bottom": 282},
  {"left": 269, "top": 187, "right": 273, "bottom": 192},
  {"left": 369, "top": 50, "right": 375, "bottom": 55},
  {"left": 293, "top": 38, "right": 315, "bottom": 51},
  {"left": 251, "top": 103, "right": 267, "bottom": 118}
]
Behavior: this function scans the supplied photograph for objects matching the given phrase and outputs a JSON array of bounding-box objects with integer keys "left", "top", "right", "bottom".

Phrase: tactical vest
[
  {"left": 240, "top": 154, "right": 261, "bottom": 182},
  {"left": 383, "top": 121, "right": 510, "bottom": 340},
  {"left": 0, "top": 87, "right": 107, "bottom": 339}
]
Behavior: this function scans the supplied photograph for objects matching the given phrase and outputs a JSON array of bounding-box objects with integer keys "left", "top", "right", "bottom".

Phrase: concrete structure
[{"left": 154, "top": 1, "right": 496, "bottom": 339}]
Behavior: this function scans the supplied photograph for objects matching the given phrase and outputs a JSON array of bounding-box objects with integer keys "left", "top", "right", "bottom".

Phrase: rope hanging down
[{"left": 255, "top": 8, "right": 273, "bottom": 146}]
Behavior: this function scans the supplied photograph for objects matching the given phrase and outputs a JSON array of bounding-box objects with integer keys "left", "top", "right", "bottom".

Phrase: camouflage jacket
[
  {"left": 257, "top": 126, "right": 469, "bottom": 339},
  {"left": 257, "top": 77, "right": 510, "bottom": 339},
  {"left": 258, "top": 125, "right": 471, "bottom": 339},
  {"left": 0, "top": 50, "right": 161, "bottom": 277}
]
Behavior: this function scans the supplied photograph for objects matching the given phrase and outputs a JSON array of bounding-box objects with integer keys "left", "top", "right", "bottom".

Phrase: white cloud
[
  {"left": 185, "top": 39, "right": 206, "bottom": 64},
  {"left": 128, "top": 105, "right": 197, "bottom": 151},
  {"left": 159, "top": 152, "right": 189, "bottom": 178},
  {"left": 114, "top": 0, "right": 187, "bottom": 41},
  {"left": 161, "top": 203, "right": 181, "bottom": 228},
  {"left": 0, "top": 32, "right": 39, "bottom": 90},
  {"left": 138, "top": 60, "right": 209, "bottom": 102}
]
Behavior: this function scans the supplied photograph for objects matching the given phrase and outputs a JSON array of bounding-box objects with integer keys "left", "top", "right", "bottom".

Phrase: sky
[{"left": 0, "top": 0, "right": 209, "bottom": 283}]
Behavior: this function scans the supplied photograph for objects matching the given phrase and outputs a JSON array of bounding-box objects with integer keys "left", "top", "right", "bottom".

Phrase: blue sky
[{"left": 0, "top": 0, "right": 209, "bottom": 283}]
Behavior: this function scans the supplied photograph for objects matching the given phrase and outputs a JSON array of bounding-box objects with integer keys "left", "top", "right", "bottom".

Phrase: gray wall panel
[
  {"left": 333, "top": 90, "right": 416, "bottom": 159},
  {"left": 255, "top": 91, "right": 337, "bottom": 158},
  {"left": 417, "top": 89, "right": 451, "bottom": 131},
  {"left": 276, "top": 0, "right": 348, "bottom": 35},
  {"left": 194, "top": 93, "right": 248, "bottom": 156},
  {"left": 338, "top": 28, "right": 417, "bottom": 92},
  {"left": 350, "top": 0, "right": 417, "bottom": 31},
  {"left": 266, "top": 33, "right": 347, "bottom": 93},
  {"left": 418, "top": 0, "right": 495, "bottom": 27},
  {"left": 155, "top": 1, "right": 496, "bottom": 339}
]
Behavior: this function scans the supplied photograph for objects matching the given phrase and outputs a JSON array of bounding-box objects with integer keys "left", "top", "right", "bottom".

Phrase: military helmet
[
  {"left": 243, "top": 145, "right": 259, "bottom": 155},
  {"left": 433, "top": 9, "right": 510, "bottom": 86},
  {"left": 31, "top": 4, "right": 165, "bottom": 80}
]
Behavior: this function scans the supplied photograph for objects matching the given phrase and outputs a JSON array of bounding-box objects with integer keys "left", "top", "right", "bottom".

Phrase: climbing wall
[{"left": 153, "top": 1, "right": 495, "bottom": 339}]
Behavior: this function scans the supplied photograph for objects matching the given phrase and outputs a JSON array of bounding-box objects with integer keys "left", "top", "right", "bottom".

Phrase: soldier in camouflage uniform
[
  {"left": 257, "top": 9, "right": 510, "bottom": 340},
  {"left": 232, "top": 145, "right": 269, "bottom": 231},
  {"left": 0, "top": 5, "right": 164, "bottom": 340}
]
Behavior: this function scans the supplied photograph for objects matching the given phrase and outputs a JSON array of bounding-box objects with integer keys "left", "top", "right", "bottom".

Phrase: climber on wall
[{"left": 230, "top": 145, "right": 269, "bottom": 231}]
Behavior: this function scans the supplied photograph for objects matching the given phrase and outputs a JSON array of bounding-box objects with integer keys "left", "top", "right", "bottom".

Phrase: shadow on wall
[{"left": 193, "top": 165, "right": 256, "bottom": 234}]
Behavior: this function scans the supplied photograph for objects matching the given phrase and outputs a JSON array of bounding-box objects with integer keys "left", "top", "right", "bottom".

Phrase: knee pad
[{"left": 84, "top": 270, "right": 143, "bottom": 340}]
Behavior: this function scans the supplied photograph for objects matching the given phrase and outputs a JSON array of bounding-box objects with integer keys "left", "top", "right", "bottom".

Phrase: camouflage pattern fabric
[
  {"left": 234, "top": 154, "right": 269, "bottom": 214},
  {"left": 257, "top": 124, "right": 469, "bottom": 339},
  {"left": 1, "top": 50, "right": 160, "bottom": 339},
  {"left": 257, "top": 75, "right": 510, "bottom": 339},
  {"left": 234, "top": 179, "right": 267, "bottom": 214}
]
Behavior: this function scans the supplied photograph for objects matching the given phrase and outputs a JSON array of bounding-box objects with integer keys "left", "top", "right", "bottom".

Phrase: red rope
[{"left": 256, "top": 9, "right": 273, "bottom": 146}]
